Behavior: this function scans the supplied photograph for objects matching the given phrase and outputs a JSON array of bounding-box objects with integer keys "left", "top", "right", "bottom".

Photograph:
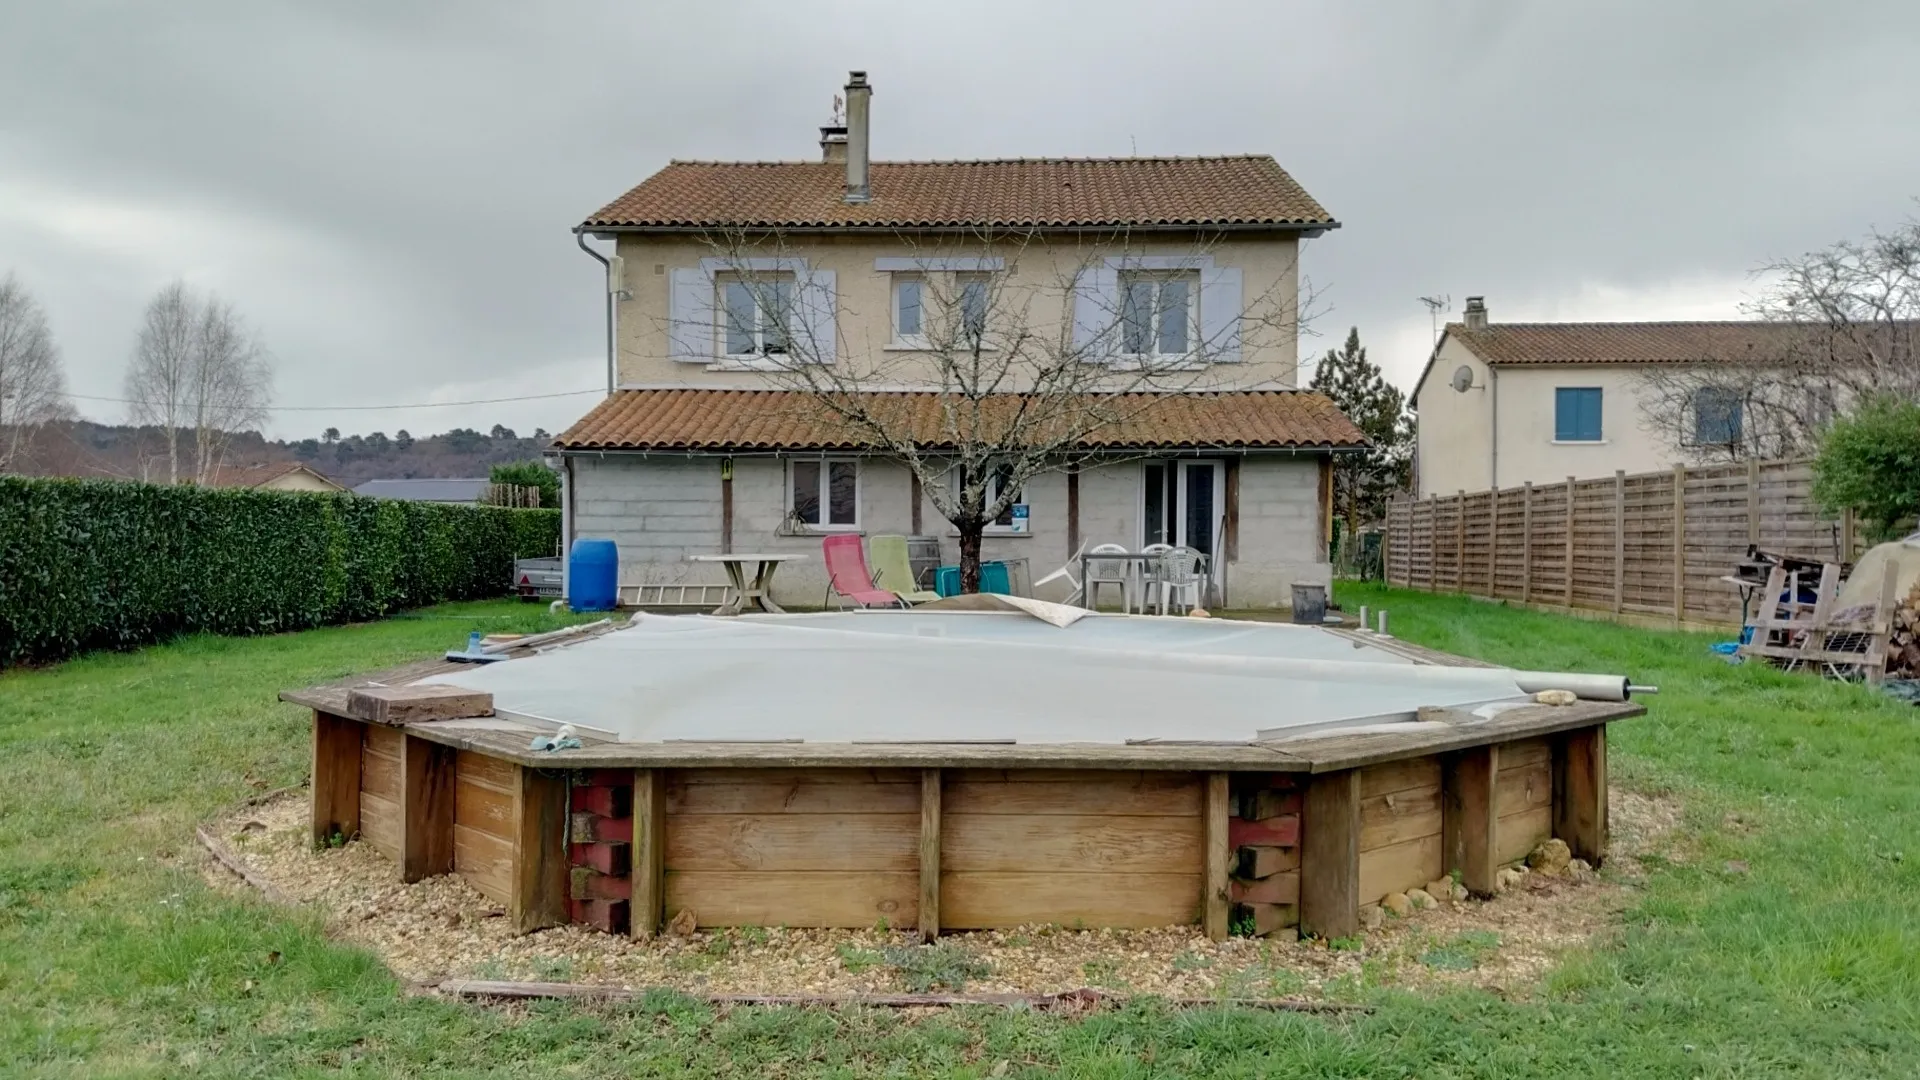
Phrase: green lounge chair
[{"left": 868, "top": 535, "right": 940, "bottom": 604}]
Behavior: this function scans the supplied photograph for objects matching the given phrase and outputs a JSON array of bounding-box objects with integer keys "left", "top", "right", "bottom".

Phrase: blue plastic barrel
[{"left": 566, "top": 538, "right": 619, "bottom": 612}]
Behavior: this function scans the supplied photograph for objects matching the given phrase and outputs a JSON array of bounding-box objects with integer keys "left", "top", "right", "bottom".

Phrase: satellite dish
[{"left": 1450, "top": 365, "right": 1476, "bottom": 393}]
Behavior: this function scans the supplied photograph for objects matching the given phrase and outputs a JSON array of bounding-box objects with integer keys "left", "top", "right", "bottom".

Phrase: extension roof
[
  {"left": 554, "top": 389, "right": 1366, "bottom": 453},
  {"left": 580, "top": 157, "right": 1337, "bottom": 231}
]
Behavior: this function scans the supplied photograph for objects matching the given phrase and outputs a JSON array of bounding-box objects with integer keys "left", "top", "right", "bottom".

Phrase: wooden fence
[{"left": 1384, "top": 460, "right": 1860, "bottom": 627}]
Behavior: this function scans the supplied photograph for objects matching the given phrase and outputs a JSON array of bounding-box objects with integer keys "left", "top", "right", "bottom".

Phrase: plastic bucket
[{"left": 1290, "top": 582, "right": 1328, "bottom": 625}]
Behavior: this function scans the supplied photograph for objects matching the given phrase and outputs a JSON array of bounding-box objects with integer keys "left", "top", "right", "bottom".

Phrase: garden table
[{"left": 688, "top": 553, "right": 807, "bottom": 615}]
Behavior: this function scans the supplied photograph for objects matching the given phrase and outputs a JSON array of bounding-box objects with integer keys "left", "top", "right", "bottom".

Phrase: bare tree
[
  {"left": 1637, "top": 218, "right": 1920, "bottom": 462},
  {"left": 125, "top": 281, "right": 273, "bottom": 484},
  {"left": 0, "top": 273, "right": 71, "bottom": 473},
  {"left": 678, "top": 228, "right": 1315, "bottom": 591}
]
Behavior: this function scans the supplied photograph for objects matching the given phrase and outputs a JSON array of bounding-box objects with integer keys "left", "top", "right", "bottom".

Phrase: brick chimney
[
  {"left": 843, "top": 71, "right": 871, "bottom": 203},
  {"left": 819, "top": 123, "right": 847, "bottom": 164},
  {"left": 1463, "top": 295, "right": 1488, "bottom": 331}
]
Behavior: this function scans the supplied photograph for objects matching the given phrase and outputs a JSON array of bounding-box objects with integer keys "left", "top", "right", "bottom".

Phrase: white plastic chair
[
  {"left": 1085, "top": 543, "right": 1136, "bottom": 613},
  {"left": 1031, "top": 540, "right": 1088, "bottom": 606},
  {"left": 1151, "top": 546, "right": 1206, "bottom": 615}
]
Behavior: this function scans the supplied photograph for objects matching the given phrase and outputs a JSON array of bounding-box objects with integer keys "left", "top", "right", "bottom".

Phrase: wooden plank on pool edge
[
  {"left": 401, "top": 734, "right": 456, "bottom": 882},
  {"left": 667, "top": 871, "right": 918, "bottom": 928},
  {"left": 941, "top": 814, "right": 1202, "bottom": 874},
  {"left": 665, "top": 813, "right": 920, "bottom": 872},
  {"left": 1442, "top": 743, "right": 1499, "bottom": 897},
  {"left": 312, "top": 711, "right": 362, "bottom": 847},
  {"left": 1298, "top": 768, "right": 1360, "bottom": 940},
  {"left": 940, "top": 872, "right": 1199, "bottom": 929}
]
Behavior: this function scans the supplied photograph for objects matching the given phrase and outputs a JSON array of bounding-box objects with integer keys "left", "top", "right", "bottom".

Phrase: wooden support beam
[
  {"left": 1298, "top": 768, "right": 1360, "bottom": 940},
  {"left": 1441, "top": 744, "right": 1499, "bottom": 896},
  {"left": 311, "top": 711, "right": 362, "bottom": 847},
  {"left": 1202, "top": 772, "right": 1230, "bottom": 941},
  {"left": 910, "top": 471, "right": 923, "bottom": 536},
  {"left": 631, "top": 768, "right": 666, "bottom": 939},
  {"left": 920, "top": 768, "right": 941, "bottom": 940},
  {"left": 1487, "top": 486, "right": 1499, "bottom": 596},
  {"left": 400, "top": 734, "right": 456, "bottom": 882},
  {"left": 511, "top": 766, "right": 569, "bottom": 933},
  {"left": 720, "top": 459, "right": 734, "bottom": 555},
  {"left": 1224, "top": 459, "right": 1240, "bottom": 563},
  {"left": 1066, "top": 467, "right": 1081, "bottom": 561},
  {"left": 1747, "top": 457, "right": 1761, "bottom": 545},
  {"left": 1552, "top": 727, "right": 1607, "bottom": 866}
]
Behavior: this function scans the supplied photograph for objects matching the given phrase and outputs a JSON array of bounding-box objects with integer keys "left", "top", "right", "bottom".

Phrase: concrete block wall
[{"left": 567, "top": 452, "right": 1326, "bottom": 609}]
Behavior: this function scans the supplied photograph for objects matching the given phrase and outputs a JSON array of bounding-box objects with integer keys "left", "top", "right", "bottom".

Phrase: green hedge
[{"left": 0, "top": 476, "right": 561, "bottom": 666}]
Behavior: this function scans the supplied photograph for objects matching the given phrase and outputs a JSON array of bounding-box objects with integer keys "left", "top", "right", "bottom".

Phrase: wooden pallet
[{"left": 1737, "top": 561, "right": 1897, "bottom": 682}]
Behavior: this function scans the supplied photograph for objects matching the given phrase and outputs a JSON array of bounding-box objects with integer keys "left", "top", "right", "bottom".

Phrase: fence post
[
  {"left": 1455, "top": 490, "right": 1466, "bottom": 593},
  {"left": 1564, "top": 477, "right": 1576, "bottom": 609},
  {"left": 1612, "top": 470, "right": 1625, "bottom": 615},
  {"left": 1672, "top": 463, "right": 1686, "bottom": 625},
  {"left": 1521, "top": 481, "right": 1533, "bottom": 604},
  {"left": 1746, "top": 458, "right": 1761, "bottom": 548},
  {"left": 1427, "top": 496, "right": 1437, "bottom": 592},
  {"left": 1840, "top": 507, "right": 1856, "bottom": 564},
  {"left": 1487, "top": 487, "right": 1499, "bottom": 596}
]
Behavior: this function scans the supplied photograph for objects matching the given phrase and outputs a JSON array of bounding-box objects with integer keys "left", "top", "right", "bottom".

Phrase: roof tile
[
  {"left": 582, "top": 157, "right": 1335, "bottom": 230},
  {"left": 555, "top": 389, "right": 1366, "bottom": 452}
]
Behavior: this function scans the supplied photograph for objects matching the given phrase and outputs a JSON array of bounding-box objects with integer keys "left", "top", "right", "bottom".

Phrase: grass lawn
[{"left": 3, "top": 588, "right": 1918, "bottom": 1077}]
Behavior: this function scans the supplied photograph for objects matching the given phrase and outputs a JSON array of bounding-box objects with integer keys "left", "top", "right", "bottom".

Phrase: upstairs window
[
  {"left": 891, "top": 274, "right": 925, "bottom": 346},
  {"left": 1120, "top": 272, "right": 1195, "bottom": 359},
  {"left": 721, "top": 275, "right": 792, "bottom": 358},
  {"left": 1554, "top": 387, "right": 1603, "bottom": 442},
  {"left": 789, "top": 458, "right": 859, "bottom": 529},
  {"left": 957, "top": 273, "right": 990, "bottom": 342},
  {"left": 1691, "top": 387, "right": 1744, "bottom": 447}
]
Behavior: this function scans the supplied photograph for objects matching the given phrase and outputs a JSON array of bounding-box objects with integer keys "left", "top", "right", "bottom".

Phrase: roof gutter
[
  {"left": 582, "top": 221, "right": 1340, "bottom": 238},
  {"left": 552, "top": 444, "right": 1369, "bottom": 460},
  {"left": 573, "top": 229, "right": 615, "bottom": 396}
]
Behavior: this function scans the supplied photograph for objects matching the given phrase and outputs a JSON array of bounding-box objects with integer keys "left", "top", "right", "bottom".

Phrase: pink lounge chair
[{"left": 822, "top": 534, "right": 908, "bottom": 609}]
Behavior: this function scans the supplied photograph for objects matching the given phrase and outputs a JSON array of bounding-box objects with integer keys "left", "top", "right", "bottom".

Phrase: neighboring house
[
  {"left": 552, "top": 71, "right": 1365, "bottom": 607},
  {"left": 352, "top": 478, "right": 490, "bottom": 503},
  {"left": 209, "top": 462, "right": 345, "bottom": 493},
  {"left": 1410, "top": 297, "right": 1813, "bottom": 497}
]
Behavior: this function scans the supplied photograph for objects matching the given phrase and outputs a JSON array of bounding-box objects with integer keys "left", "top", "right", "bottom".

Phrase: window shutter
[
  {"left": 667, "top": 269, "right": 713, "bottom": 361},
  {"left": 1198, "top": 266, "right": 1243, "bottom": 363},
  {"left": 794, "top": 268, "right": 837, "bottom": 364},
  {"left": 1071, "top": 266, "right": 1120, "bottom": 361}
]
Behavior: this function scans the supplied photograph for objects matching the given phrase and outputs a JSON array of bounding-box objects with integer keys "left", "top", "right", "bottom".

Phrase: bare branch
[
  {"left": 124, "top": 281, "right": 274, "bottom": 484},
  {"left": 0, "top": 273, "right": 71, "bottom": 473}
]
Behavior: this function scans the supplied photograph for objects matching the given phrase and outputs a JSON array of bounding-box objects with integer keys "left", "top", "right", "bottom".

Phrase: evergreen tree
[{"left": 1309, "top": 327, "right": 1413, "bottom": 535}]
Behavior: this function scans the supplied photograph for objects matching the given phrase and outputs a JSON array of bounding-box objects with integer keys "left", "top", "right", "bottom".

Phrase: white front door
[{"left": 1141, "top": 460, "right": 1225, "bottom": 558}]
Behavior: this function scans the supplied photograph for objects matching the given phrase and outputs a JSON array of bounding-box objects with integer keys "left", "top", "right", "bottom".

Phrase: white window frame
[
  {"left": 1117, "top": 270, "right": 1200, "bottom": 365},
  {"left": 890, "top": 273, "right": 928, "bottom": 349},
  {"left": 718, "top": 272, "right": 795, "bottom": 361},
  {"left": 952, "top": 463, "right": 1025, "bottom": 535},
  {"left": 955, "top": 272, "right": 992, "bottom": 343},
  {"left": 786, "top": 457, "right": 861, "bottom": 532}
]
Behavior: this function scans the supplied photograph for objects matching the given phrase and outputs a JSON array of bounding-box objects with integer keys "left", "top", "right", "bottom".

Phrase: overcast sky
[{"left": 4, "top": 1, "right": 1916, "bottom": 441}]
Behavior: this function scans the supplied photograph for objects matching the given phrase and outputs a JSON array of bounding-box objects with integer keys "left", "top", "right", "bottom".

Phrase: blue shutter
[{"left": 1555, "top": 388, "right": 1602, "bottom": 441}]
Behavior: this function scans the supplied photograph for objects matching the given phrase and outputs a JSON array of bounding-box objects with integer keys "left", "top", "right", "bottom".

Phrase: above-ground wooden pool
[{"left": 282, "top": 606, "right": 1640, "bottom": 942}]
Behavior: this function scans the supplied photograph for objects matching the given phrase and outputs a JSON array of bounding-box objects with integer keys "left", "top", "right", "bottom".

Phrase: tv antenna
[
  {"left": 1419, "top": 295, "right": 1451, "bottom": 343},
  {"left": 830, "top": 94, "right": 844, "bottom": 125}
]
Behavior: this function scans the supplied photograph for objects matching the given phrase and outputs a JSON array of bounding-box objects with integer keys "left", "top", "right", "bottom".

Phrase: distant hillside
[{"left": 13, "top": 421, "right": 556, "bottom": 489}]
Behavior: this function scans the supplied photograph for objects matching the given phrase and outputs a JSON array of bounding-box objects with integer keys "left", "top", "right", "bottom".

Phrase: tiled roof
[
  {"left": 1445, "top": 321, "right": 1830, "bottom": 366},
  {"left": 581, "top": 157, "right": 1336, "bottom": 230},
  {"left": 554, "top": 389, "right": 1366, "bottom": 452}
]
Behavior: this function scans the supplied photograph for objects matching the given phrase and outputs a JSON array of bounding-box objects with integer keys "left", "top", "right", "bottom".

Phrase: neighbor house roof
[
  {"left": 554, "top": 389, "right": 1366, "bottom": 452},
  {"left": 208, "top": 462, "right": 342, "bottom": 490},
  {"left": 580, "top": 157, "right": 1337, "bottom": 231},
  {"left": 352, "top": 478, "right": 491, "bottom": 503},
  {"left": 1408, "top": 319, "right": 1893, "bottom": 406}
]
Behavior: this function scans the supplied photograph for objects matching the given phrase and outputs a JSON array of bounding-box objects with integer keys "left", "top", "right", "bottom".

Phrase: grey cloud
[{"left": 1, "top": 0, "right": 1915, "bottom": 437}]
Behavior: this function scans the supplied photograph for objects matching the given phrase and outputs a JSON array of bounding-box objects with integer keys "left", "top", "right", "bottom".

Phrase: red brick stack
[
  {"left": 568, "top": 770, "right": 633, "bottom": 933},
  {"left": 1226, "top": 774, "right": 1301, "bottom": 936}
]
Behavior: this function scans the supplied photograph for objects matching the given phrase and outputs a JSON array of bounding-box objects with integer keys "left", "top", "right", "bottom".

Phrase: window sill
[
  {"left": 885, "top": 343, "right": 998, "bottom": 353},
  {"left": 777, "top": 524, "right": 864, "bottom": 538},
  {"left": 708, "top": 356, "right": 806, "bottom": 372},
  {"left": 1109, "top": 356, "right": 1207, "bottom": 372},
  {"left": 949, "top": 529, "right": 1032, "bottom": 538},
  {"left": 1550, "top": 439, "right": 1609, "bottom": 446}
]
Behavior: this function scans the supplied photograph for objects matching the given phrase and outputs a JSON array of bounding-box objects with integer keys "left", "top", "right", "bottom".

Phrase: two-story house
[{"left": 551, "top": 72, "right": 1364, "bottom": 607}]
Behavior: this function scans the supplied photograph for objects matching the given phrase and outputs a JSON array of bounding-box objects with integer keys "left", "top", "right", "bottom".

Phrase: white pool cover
[{"left": 421, "top": 609, "right": 1580, "bottom": 745}]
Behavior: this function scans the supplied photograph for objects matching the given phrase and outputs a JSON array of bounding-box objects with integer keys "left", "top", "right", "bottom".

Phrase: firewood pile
[{"left": 1880, "top": 580, "right": 1920, "bottom": 680}]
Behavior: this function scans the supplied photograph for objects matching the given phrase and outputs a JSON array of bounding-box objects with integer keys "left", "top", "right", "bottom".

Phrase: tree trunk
[{"left": 957, "top": 524, "right": 984, "bottom": 594}]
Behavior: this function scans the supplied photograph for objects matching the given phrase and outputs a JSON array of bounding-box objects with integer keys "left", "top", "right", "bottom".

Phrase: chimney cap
[
  {"left": 847, "top": 70, "right": 868, "bottom": 84},
  {"left": 1464, "top": 296, "right": 1486, "bottom": 309}
]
